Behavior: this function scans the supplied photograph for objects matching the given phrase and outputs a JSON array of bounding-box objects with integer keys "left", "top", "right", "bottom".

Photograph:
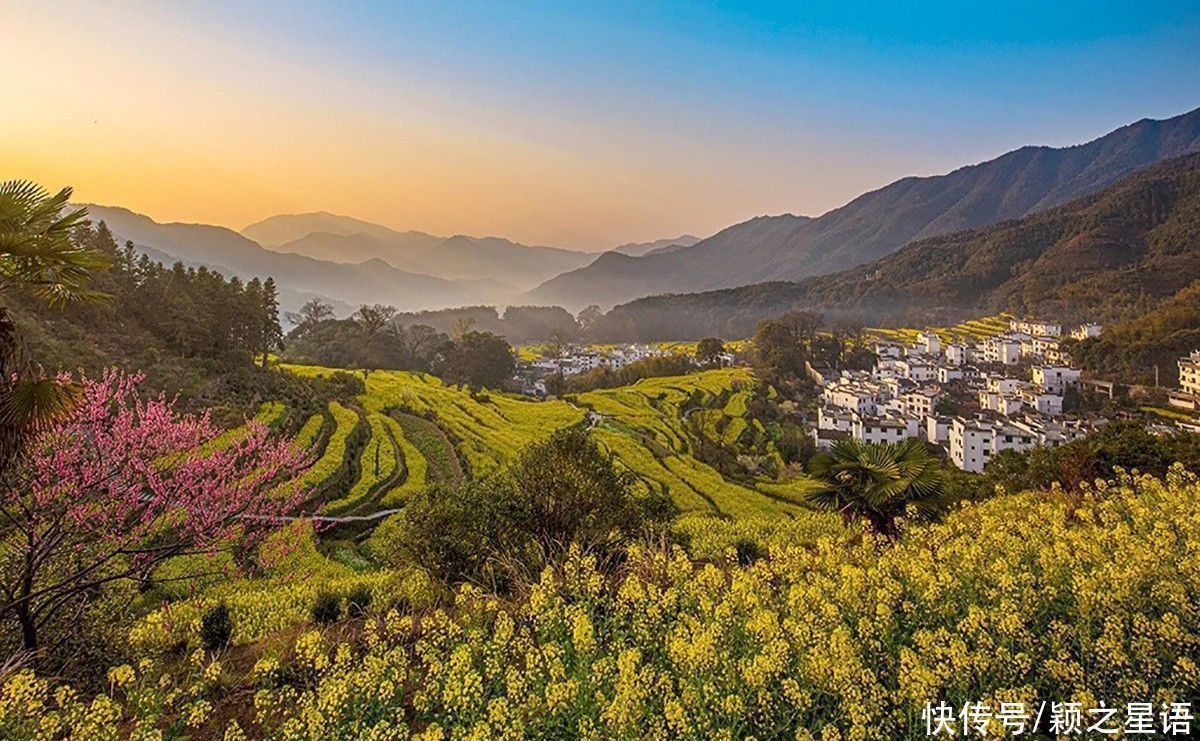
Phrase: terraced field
[
  {"left": 575, "top": 370, "right": 808, "bottom": 519},
  {"left": 869, "top": 312, "right": 1013, "bottom": 345},
  {"left": 237, "top": 364, "right": 826, "bottom": 530}
]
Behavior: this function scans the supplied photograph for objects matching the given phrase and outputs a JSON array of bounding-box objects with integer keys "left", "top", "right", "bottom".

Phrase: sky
[{"left": 2, "top": 1, "right": 1199, "bottom": 251}]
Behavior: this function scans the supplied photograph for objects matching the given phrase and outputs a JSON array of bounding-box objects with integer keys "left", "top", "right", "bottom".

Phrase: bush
[
  {"left": 733, "top": 538, "right": 763, "bottom": 565},
  {"left": 310, "top": 593, "right": 341, "bottom": 624},
  {"left": 199, "top": 603, "right": 233, "bottom": 651},
  {"left": 347, "top": 585, "right": 373, "bottom": 618},
  {"left": 371, "top": 428, "right": 676, "bottom": 585}
]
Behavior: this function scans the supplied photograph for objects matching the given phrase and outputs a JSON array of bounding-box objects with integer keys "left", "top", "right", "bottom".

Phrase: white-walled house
[
  {"left": 937, "top": 366, "right": 964, "bottom": 383},
  {"left": 900, "top": 387, "right": 942, "bottom": 417},
  {"left": 874, "top": 342, "right": 904, "bottom": 359},
  {"left": 1017, "top": 386, "right": 1064, "bottom": 416},
  {"left": 817, "top": 406, "right": 855, "bottom": 432},
  {"left": 1032, "top": 365, "right": 1081, "bottom": 395},
  {"left": 898, "top": 357, "right": 937, "bottom": 382},
  {"left": 852, "top": 414, "right": 920, "bottom": 445},
  {"left": 985, "top": 376, "right": 1023, "bottom": 395},
  {"left": 984, "top": 336, "right": 1022, "bottom": 365},
  {"left": 822, "top": 381, "right": 883, "bottom": 415},
  {"left": 925, "top": 415, "right": 949, "bottom": 445},
  {"left": 1071, "top": 323, "right": 1102, "bottom": 340},
  {"left": 918, "top": 331, "right": 942, "bottom": 356},
  {"left": 948, "top": 417, "right": 1039, "bottom": 472},
  {"left": 1180, "top": 351, "right": 1200, "bottom": 396},
  {"left": 944, "top": 342, "right": 967, "bottom": 366},
  {"left": 1010, "top": 319, "right": 1062, "bottom": 337},
  {"left": 948, "top": 417, "right": 995, "bottom": 473}
]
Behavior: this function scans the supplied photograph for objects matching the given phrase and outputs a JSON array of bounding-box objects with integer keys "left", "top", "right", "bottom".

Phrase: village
[
  {"left": 810, "top": 317, "right": 1200, "bottom": 472},
  {"left": 512, "top": 317, "right": 1200, "bottom": 473}
]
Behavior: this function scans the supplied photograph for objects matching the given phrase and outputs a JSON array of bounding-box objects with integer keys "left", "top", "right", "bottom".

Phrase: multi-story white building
[
  {"left": 984, "top": 336, "right": 1022, "bottom": 365},
  {"left": 985, "top": 376, "right": 1023, "bottom": 395},
  {"left": 937, "top": 366, "right": 964, "bottom": 383},
  {"left": 874, "top": 342, "right": 904, "bottom": 359},
  {"left": 823, "top": 381, "right": 885, "bottom": 415},
  {"left": 979, "top": 387, "right": 1024, "bottom": 416},
  {"left": 816, "top": 406, "right": 855, "bottom": 433},
  {"left": 1010, "top": 318, "right": 1062, "bottom": 337},
  {"left": 1017, "top": 386, "right": 1064, "bottom": 416},
  {"left": 1019, "top": 336, "right": 1061, "bottom": 359},
  {"left": 1180, "top": 351, "right": 1200, "bottom": 395},
  {"left": 948, "top": 417, "right": 1039, "bottom": 472},
  {"left": 872, "top": 357, "right": 904, "bottom": 380},
  {"left": 944, "top": 342, "right": 967, "bottom": 366},
  {"left": 851, "top": 414, "right": 920, "bottom": 445},
  {"left": 897, "top": 357, "right": 936, "bottom": 382},
  {"left": 948, "top": 417, "right": 996, "bottom": 473},
  {"left": 1071, "top": 323, "right": 1102, "bottom": 340},
  {"left": 900, "top": 387, "right": 942, "bottom": 417},
  {"left": 925, "top": 415, "right": 949, "bottom": 445},
  {"left": 1032, "top": 365, "right": 1081, "bottom": 395},
  {"left": 917, "top": 331, "right": 942, "bottom": 356}
]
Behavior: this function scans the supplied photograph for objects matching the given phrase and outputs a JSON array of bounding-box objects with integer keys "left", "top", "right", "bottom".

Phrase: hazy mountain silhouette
[
  {"left": 248, "top": 215, "right": 596, "bottom": 290},
  {"left": 598, "top": 151, "right": 1200, "bottom": 339},
  {"left": 80, "top": 205, "right": 512, "bottom": 314},
  {"left": 527, "top": 106, "right": 1200, "bottom": 310},
  {"left": 610, "top": 234, "right": 701, "bottom": 257}
]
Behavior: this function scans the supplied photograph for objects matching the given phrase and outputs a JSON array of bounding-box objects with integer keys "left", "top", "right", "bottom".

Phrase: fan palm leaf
[
  {"left": 804, "top": 437, "right": 948, "bottom": 538},
  {"left": 0, "top": 180, "right": 109, "bottom": 466}
]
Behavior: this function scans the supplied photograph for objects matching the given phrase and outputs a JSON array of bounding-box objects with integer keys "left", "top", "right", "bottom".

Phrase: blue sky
[{"left": 4, "top": 1, "right": 1198, "bottom": 248}]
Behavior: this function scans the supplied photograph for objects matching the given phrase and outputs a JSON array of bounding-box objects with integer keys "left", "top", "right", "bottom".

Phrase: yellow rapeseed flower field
[{"left": 6, "top": 468, "right": 1198, "bottom": 738}]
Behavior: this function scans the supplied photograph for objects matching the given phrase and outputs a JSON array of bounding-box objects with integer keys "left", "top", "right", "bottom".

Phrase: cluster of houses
[
  {"left": 812, "top": 319, "right": 1099, "bottom": 472},
  {"left": 513, "top": 343, "right": 736, "bottom": 396}
]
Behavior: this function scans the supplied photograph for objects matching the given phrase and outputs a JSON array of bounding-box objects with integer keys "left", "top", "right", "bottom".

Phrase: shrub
[
  {"left": 199, "top": 603, "right": 232, "bottom": 651},
  {"left": 347, "top": 586, "right": 373, "bottom": 618},
  {"left": 310, "top": 593, "right": 342, "bottom": 624},
  {"left": 371, "top": 428, "right": 676, "bottom": 585},
  {"left": 733, "top": 537, "right": 763, "bottom": 565}
]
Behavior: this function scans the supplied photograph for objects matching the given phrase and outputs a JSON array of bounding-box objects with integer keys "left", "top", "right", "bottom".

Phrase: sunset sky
[{"left": 3, "top": 1, "right": 1198, "bottom": 251}]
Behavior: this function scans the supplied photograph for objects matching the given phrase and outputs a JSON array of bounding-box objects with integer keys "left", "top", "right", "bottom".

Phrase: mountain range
[
  {"left": 79, "top": 205, "right": 513, "bottom": 316},
  {"left": 75, "top": 106, "right": 1200, "bottom": 327},
  {"left": 525, "top": 107, "right": 1200, "bottom": 310},
  {"left": 245, "top": 213, "right": 599, "bottom": 290},
  {"left": 595, "top": 150, "right": 1200, "bottom": 340},
  {"left": 610, "top": 234, "right": 701, "bottom": 257}
]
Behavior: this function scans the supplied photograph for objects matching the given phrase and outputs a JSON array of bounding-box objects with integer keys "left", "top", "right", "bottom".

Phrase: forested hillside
[
  {"left": 11, "top": 219, "right": 357, "bottom": 423},
  {"left": 527, "top": 107, "right": 1200, "bottom": 309},
  {"left": 595, "top": 151, "right": 1200, "bottom": 341}
]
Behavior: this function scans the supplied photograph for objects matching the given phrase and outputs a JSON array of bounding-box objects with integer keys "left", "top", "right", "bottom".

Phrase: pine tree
[{"left": 260, "top": 277, "right": 282, "bottom": 367}]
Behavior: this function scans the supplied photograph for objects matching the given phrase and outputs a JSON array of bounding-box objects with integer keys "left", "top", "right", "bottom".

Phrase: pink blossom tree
[{"left": 0, "top": 370, "right": 310, "bottom": 653}]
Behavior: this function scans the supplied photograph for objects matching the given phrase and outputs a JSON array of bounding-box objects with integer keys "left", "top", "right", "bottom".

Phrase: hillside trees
[
  {"left": 1068, "top": 279, "right": 1200, "bottom": 385},
  {"left": 695, "top": 337, "right": 726, "bottom": 366},
  {"left": 0, "top": 371, "right": 309, "bottom": 659},
  {"left": 284, "top": 306, "right": 448, "bottom": 374},
  {"left": 17, "top": 221, "right": 283, "bottom": 373},
  {"left": 433, "top": 330, "right": 514, "bottom": 389},
  {"left": 751, "top": 311, "right": 820, "bottom": 386}
]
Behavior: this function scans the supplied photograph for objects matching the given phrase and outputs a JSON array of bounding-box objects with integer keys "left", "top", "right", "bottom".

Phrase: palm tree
[
  {"left": 804, "top": 437, "right": 948, "bottom": 538},
  {"left": 0, "top": 180, "right": 109, "bottom": 465}
]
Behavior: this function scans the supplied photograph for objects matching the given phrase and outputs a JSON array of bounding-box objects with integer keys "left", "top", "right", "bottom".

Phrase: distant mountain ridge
[
  {"left": 78, "top": 205, "right": 512, "bottom": 315},
  {"left": 242, "top": 211, "right": 436, "bottom": 247},
  {"left": 595, "top": 151, "right": 1200, "bottom": 340},
  {"left": 526, "top": 214, "right": 813, "bottom": 309},
  {"left": 244, "top": 212, "right": 598, "bottom": 290},
  {"left": 527, "top": 106, "right": 1200, "bottom": 309},
  {"left": 610, "top": 234, "right": 701, "bottom": 257}
]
